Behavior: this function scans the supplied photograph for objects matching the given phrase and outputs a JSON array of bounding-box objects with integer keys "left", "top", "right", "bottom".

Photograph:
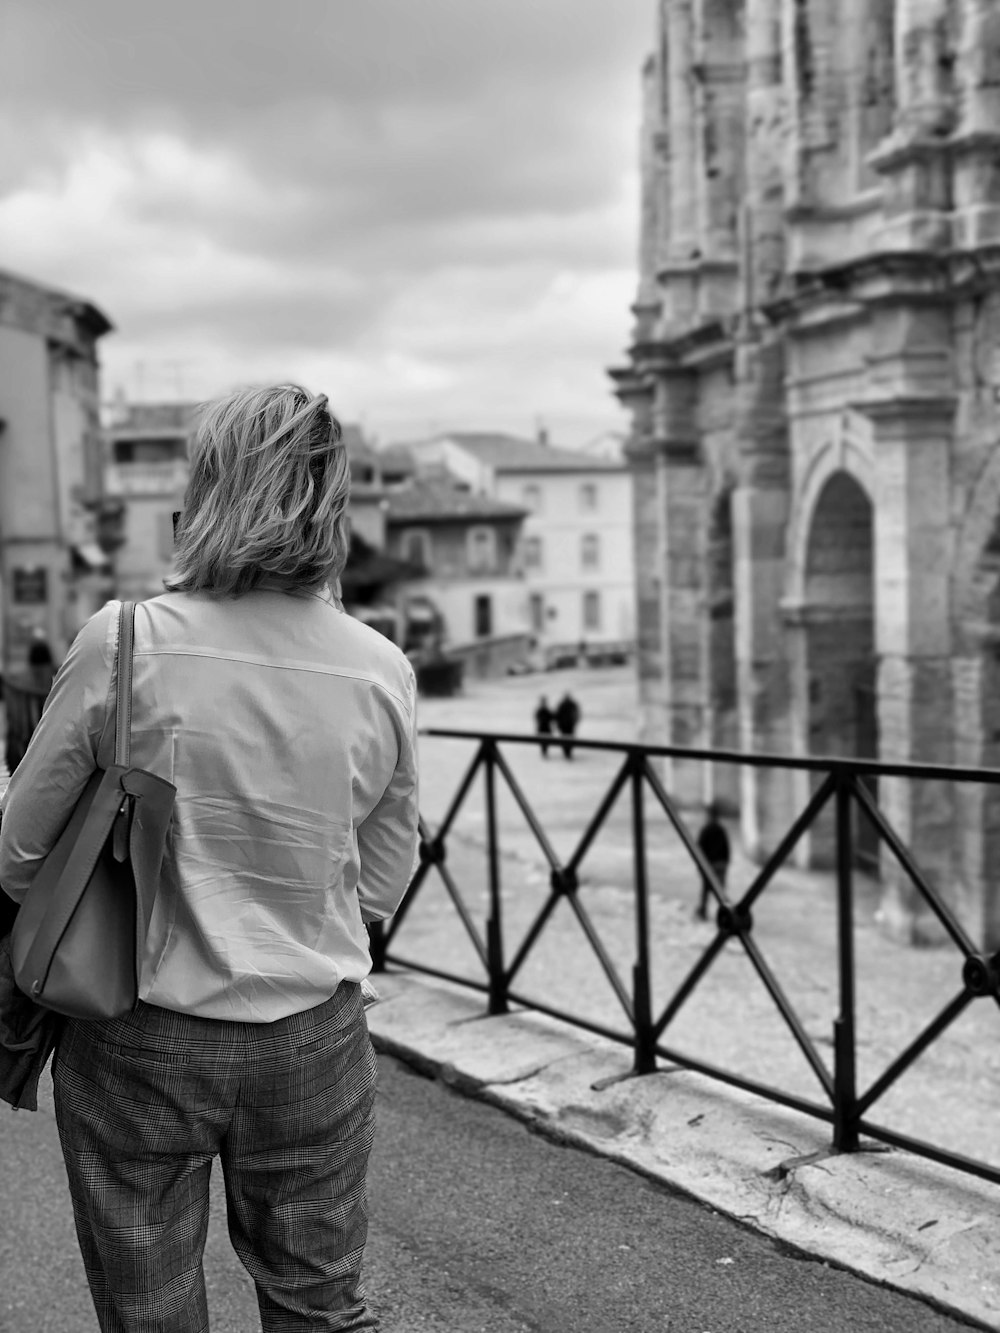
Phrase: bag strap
[{"left": 115, "top": 602, "right": 136, "bottom": 769}]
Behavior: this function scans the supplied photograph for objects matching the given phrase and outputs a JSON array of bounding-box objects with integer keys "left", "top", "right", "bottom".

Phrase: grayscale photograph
[{"left": 0, "top": 2, "right": 998, "bottom": 1331}]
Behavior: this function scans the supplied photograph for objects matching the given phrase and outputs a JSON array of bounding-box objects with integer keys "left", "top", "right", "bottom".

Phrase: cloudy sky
[{"left": 2, "top": 0, "right": 653, "bottom": 448}]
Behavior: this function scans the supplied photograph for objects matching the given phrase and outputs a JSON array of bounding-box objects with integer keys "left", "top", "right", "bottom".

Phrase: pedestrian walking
[
  {"left": 555, "top": 692, "right": 581, "bottom": 759},
  {"left": 695, "top": 800, "right": 730, "bottom": 921},
  {"left": 0, "top": 383, "right": 419, "bottom": 1332},
  {"left": 26, "top": 631, "right": 56, "bottom": 694},
  {"left": 534, "top": 695, "right": 554, "bottom": 756}
]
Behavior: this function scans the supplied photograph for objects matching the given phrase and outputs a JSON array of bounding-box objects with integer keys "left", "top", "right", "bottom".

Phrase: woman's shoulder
[
  {"left": 337, "top": 611, "right": 415, "bottom": 698},
  {"left": 76, "top": 599, "right": 121, "bottom": 652}
]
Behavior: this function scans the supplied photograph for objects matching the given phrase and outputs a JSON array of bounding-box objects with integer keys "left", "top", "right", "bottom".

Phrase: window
[
  {"left": 523, "top": 535, "right": 543, "bottom": 571},
  {"left": 113, "top": 438, "right": 184, "bottom": 464},
  {"left": 529, "top": 593, "right": 545, "bottom": 633},
  {"left": 522, "top": 483, "right": 542, "bottom": 513},
  {"left": 467, "top": 526, "right": 496, "bottom": 574},
  {"left": 583, "top": 590, "right": 601, "bottom": 632},
  {"left": 402, "top": 528, "right": 431, "bottom": 570},
  {"left": 579, "top": 482, "right": 598, "bottom": 511},
  {"left": 474, "top": 594, "right": 493, "bottom": 638},
  {"left": 581, "top": 533, "right": 600, "bottom": 570},
  {"left": 12, "top": 566, "right": 47, "bottom": 605}
]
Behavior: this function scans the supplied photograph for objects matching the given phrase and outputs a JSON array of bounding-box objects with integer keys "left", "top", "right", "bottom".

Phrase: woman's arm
[
  {"left": 355, "top": 671, "right": 420, "bottom": 924},
  {"left": 0, "top": 606, "right": 116, "bottom": 903}
]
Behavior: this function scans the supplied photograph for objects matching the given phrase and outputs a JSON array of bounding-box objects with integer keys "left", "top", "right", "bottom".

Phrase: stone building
[
  {"left": 104, "top": 399, "right": 192, "bottom": 601},
  {"left": 402, "top": 432, "right": 635, "bottom": 667},
  {"left": 384, "top": 475, "right": 531, "bottom": 677},
  {"left": 0, "top": 269, "right": 115, "bottom": 669},
  {"left": 611, "top": 0, "right": 1000, "bottom": 948}
]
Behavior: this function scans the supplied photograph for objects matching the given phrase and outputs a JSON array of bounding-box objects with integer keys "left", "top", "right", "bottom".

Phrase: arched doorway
[{"left": 803, "top": 472, "right": 877, "bottom": 866}]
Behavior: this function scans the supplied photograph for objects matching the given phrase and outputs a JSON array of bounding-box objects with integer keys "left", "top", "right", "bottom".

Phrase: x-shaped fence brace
[{"left": 374, "top": 732, "right": 1000, "bottom": 1186}]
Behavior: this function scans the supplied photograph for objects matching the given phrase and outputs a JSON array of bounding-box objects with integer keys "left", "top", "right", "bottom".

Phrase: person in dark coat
[
  {"left": 26, "top": 635, "right": 55, "bottom": 685},
  {"left": 554, "top": 693, "right": 581, "bottom": 759},
  {"left": 534, "top": 696, "right": 555, "bottom": 757},
  {"left": 695, "top": 801, "right": 730, "bottom": 920}
]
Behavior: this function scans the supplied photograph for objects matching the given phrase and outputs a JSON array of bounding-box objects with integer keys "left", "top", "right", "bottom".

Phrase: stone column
[
  {"left": 894, "top": 0, "right": 955, "bottom": 137},
  {"left": 691, "top": 0, "right": 745, "bottom": 290},
  {"left": 868, "top": 0, "right": 955, "bottom": 251},
  {"left": 859, "top": 386, "right": 956, "bottom": 943},
  {"left": 634, "top": 54, "right": 666, "bottom": 344},
  {"left": 732, "top": 0, "right": 795, "bottom": 859},
  {"left": 611, "top": 371, "right": 659, "bottom": 722},
  {"left": 951, "top": 0, "right": 1000, "bottom": 250},
  {"left": 732, "top": 459, "right": 793, "bottom": 858},
  {"left": 780, "top": 0, "right": 840, "bottom": 209},
  {"left": 650, "top": 365, "right": 708, "bottom": 806},
  {"left": 660, "top": 0, "right": 699, "bottom": 333}
]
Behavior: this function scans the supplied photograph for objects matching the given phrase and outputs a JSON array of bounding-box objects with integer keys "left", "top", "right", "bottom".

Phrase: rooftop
[
  {"left": 0, "top": 267, "right": 113, "bottom": 343},
  {"left": 385, "top": 476, "right": 527, "bottom": 524},
  {"left": 422, "top": 432, "right": 624, "bottom": 474}
]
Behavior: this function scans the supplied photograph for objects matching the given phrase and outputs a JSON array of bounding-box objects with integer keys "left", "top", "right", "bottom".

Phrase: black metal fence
[{"left": 372, "top": 730, "right": 1000, "bottom": 1187}]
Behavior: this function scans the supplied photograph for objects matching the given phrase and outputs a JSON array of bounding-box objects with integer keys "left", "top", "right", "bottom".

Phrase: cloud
[{"left": 1, "top": 0, "right": 653, "bottom": 442}]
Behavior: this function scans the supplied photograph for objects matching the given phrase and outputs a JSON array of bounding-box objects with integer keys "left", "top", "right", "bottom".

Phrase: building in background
[
  {"left": 384, "top": 475, "right": 530, "bottom": 678},
  {"left": 611, "top": 0, "right": 1000, "bottom": 949},
  {"left": 399, "top": 432, "right": 634, "bottom": 667},
  {"left": 0, "top": 269, "right": 115, "bottom": 670},
  {"left": 104, "top": 398, "right": 192, "bottom": 601},
  {"left": 103, "top": 402, "right": 422, "bottom": 624}
]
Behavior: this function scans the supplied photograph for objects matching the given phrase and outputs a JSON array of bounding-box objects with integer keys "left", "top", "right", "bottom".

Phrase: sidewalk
[
  {"left": 377, "top": 664, "right": 1000, "bottom": 1330},
  {"left": 367, "top": 972, "right": 999, "bottom": 1330}
]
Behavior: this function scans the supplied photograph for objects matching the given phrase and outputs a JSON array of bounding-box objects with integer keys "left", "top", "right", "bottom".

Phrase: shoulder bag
[{"left": 10, "top": 602, "right": 176, "bottom": 1019}]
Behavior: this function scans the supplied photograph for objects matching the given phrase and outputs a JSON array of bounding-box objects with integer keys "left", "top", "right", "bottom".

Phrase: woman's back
[{"left": 3, "top": 587, "right": 418, "bottom": 1022}]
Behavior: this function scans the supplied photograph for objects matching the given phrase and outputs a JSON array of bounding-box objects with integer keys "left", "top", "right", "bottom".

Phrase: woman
[{"left": 0, "top": 384, "right": 418, "bottom": 1332}]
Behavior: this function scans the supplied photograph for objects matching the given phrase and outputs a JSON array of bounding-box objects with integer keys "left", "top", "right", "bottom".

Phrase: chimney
[{"left": 536, "top": 421, "right": 549, "bottom": 447}]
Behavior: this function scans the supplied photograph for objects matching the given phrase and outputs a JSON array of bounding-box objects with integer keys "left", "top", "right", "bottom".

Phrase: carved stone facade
[{"left": 612, "top": 0, "right": 1000, "bottom": 948}]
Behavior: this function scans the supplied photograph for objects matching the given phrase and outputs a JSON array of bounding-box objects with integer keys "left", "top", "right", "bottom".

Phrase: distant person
[
  {"left": 26, "top": 633, "right": 56, "bottom": 695},
  {"left": 695, "top": 801, "right": 730, "bottom": 921},
  {"left": 555, "top": 692, "right": 581, "bottom": 759},
  {"left": 3, "top": 634, "right": 56, "bottom": 772},
  {"left": 534, "top": 695, "right": 555, "bottom": 757}
]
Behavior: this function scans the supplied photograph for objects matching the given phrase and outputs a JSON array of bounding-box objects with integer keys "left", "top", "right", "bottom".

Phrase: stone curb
[{"left": 367, "top": 971, "right": 1000, "bottom": 1331}]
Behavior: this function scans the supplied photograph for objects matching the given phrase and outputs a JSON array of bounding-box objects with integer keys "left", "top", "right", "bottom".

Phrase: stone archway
[{"left": 800, "top": 471, "right": 877, "bottom": 866}]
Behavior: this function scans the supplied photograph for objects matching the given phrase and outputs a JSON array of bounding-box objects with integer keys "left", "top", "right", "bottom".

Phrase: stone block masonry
[{"left": 611, "top": 0, "right": 1000, "bottom": 949}]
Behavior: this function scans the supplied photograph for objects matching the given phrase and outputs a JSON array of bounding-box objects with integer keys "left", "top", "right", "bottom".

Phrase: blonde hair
[{"left": 165, "top": 383, "right": 350, "bottom": 596}]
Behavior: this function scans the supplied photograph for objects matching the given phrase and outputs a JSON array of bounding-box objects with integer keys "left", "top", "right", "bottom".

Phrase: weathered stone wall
[{"left": 613, "top": 0, "right": 1000, "bottom": 949}]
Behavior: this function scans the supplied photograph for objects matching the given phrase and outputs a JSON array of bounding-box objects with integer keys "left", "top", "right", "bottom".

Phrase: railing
[{"left": 372, "top": 731, "right": 1000, "bottom": 1187}]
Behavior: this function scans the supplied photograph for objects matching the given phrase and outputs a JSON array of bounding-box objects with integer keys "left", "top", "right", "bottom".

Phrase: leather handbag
[{"left": 10, "top": 602, "right": 176, "bottom": 1019}]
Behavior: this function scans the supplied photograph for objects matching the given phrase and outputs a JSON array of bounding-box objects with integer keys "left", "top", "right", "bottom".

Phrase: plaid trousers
[{"left": 53, "top": 983, "right": 378, "bottom": 1333}]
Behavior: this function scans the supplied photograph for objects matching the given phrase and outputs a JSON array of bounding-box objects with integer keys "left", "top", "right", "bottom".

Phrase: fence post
[
  {"left": 833, "top": 768, "right": 859, "bottom": 1152},
  {"left": 484, "top": 739, "right": 508, "bottom": 1015},
  {"left": 631, "top": 752, "right": 656, "bottom": 1074}
]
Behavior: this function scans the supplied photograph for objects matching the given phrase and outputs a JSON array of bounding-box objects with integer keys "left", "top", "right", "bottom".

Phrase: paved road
[
  {"left": 365, "top": 1056, "right": 979, "bottom": 1333},
  {"left": 2, "top": 1053, "right": 981, "bottom": 1333}
]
